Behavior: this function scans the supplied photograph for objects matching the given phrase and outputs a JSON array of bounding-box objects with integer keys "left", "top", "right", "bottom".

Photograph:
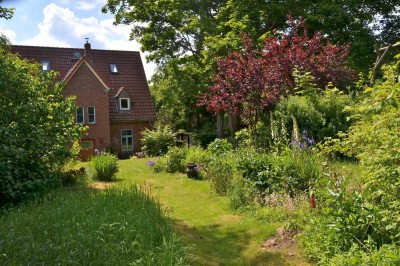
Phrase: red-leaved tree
[{"left": 199, "top": 18, "right": 355, "bottom": 129}]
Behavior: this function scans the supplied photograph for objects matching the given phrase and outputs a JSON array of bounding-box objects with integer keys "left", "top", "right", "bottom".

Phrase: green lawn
[
  {"left": 0, "top": 158, "right": 311, "bottom": 265},
  {"left": 117, "top": 158, "right": 310, "bottom": 265}
]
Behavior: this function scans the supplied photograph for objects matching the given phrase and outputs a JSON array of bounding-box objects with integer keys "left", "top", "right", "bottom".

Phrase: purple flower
[
  {"left": 147, "top": 160, "right": 155, "bottom": 168},
  {"left": 194, "top": 166, "right": 200, "bottom": 172},
  {"left": 95, "top": 148, "right": 100, "bottom": 155}
]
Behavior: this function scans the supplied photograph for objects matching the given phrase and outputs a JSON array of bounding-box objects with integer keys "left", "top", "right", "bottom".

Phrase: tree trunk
[
  {"left": 217, "top": 112, "right": 224, "bottom": 138},
  {"left": 228, "top": 113, "right": 238, "bottom": 139}
]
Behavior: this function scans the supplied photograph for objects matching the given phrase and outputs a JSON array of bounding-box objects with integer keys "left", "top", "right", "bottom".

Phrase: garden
[{"left": 1, "top": 1, "right": 400, "bottom": 264}]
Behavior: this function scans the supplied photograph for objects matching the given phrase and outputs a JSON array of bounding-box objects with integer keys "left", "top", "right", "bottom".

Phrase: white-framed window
[
  {"left": 41, "top": 60, "right": 50, "bottom": 71},
  {"left": 88, "top": 106, "right": 96, "bottom": 124},
  {"left": 109, "top": 63, "right": 118, "bottom": 73},
  {"left": 76, "top": 106, "right": 84, "bottom": 124},
  {"left": 119, "top": 98, "right": 131, "bottom": 111},
  {"left": 121, "top": 129, "right": 134, "bottom": 152}
]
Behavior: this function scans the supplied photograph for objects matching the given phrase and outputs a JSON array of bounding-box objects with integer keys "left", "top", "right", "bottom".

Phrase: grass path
[{"left": 117, "top": 158, "right": 310, "bottom": 265}]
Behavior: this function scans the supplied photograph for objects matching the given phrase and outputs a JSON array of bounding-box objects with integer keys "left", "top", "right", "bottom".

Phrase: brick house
[{"left": 11, "top": 41, "right": 156, "bottom": 160}]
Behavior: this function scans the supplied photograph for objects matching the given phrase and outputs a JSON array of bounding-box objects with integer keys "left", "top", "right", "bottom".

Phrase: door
[{"left": 80, "top": 139, "right": 95, "bottom": 161}]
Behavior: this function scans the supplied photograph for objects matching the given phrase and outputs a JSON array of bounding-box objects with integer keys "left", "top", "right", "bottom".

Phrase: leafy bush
[
  {"left": 281, "top": 146, "right": 323, "bottom": 197},
  {"left": 91, "top": 153, "right": 119, "bottom": 181},
  {"left": 228, "top": 175, "right": 253, "bottom": 210},
  {"left": 61, "top": 167, "right": 87, "bottom": 187},
  {"left": 141, "top": 125, "right": 176, "bottom": 156},
  {"left": 326, "top": 244, "right": 400, "bottom": 266},
  {"left": 205, "top": 153, "right": 236, "bottom": 196},
  {"left": 206, "top": 138, "right": 233, "bottom": 155},
  {"left": 273, "top": 86, "right": 351, "bottom": 143},
  {"left": 163, "top": 147, "right": 188, "bottom": 173},
  {"left": 236, "top": 151, "right": 283, "bottom": 198},
  {"left": 0, "top": 44, "right": 81, "bottom": 205},
  {"left": 301, "top": 57, "right": 400, "bottom": 263}
]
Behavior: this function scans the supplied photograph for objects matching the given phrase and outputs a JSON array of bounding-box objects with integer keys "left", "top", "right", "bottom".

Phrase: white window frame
[
  {"left": 76, "top": 106, "right": 84, "bottom": 124},
  {"left": 121, "top": 129, "right": 134, "bottom": 152},
  {"left": 119, "top": 97, "right": 131, "bottom": 111},
  {"left": 87, "top": 106, "right": 96, "bottom": 124}
]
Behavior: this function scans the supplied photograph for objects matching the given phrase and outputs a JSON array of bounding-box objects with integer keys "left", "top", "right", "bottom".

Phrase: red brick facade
[
  {"left": 11, "top": 43, "right": 157, "bottom": 159},
  {"left": 64, "top": 62, "right": 111, "bottom": 152}
]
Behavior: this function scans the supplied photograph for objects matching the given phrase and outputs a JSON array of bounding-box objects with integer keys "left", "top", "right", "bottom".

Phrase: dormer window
[
  {"left": 41, "top": 60, "right": 50, "bottom": 71},
  {"left": 109, "top": 63, "right": 118, "bottom": 73},
  {"left": 119, "top": 97, "right": 130, "bottom": 111}
]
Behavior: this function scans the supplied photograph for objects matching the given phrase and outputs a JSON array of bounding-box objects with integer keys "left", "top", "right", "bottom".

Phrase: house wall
[
  {"left": 110, "top": 121, "right": 152, "bottom": 158},
  {"left": 63, "top": 63, "right": 111, "bottom": 152}
]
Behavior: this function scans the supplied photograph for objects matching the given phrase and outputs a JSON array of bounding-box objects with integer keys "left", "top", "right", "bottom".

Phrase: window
[
  {"left": 88, "top": 106, "right": 96, "bottom": 124},
  {"left": 119, "top": 98, "right": 130, "bottom": 110},
  {"left": 76, "top": 106, "right": 84, "bottom": 124},
  {"left": 41, "top": 60, "right": 50, "bottom": 71},
  {"left": 121, "top": 129, "right": 134, "bottom": 152},
  {"left": 80, "top": 140, "right": 93, "bottom": 150},
  {"left": 109, "top": 63, "right": 118, "bottom": 73}
]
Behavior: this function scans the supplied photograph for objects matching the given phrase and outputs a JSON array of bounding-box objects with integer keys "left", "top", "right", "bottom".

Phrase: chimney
[{"left": 84, "top": 38, "right": 91, "bottom": 59}]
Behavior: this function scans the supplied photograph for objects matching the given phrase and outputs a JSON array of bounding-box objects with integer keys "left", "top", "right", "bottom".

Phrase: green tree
[
  {"left": 103, "top": 0, "right": 399, "bottom": 131},
  {"left": 0, "top": 44, "right": 82, "bottom": 205},
  {"left": 0, "top": 0, "right": 14, "bottom": 20}
]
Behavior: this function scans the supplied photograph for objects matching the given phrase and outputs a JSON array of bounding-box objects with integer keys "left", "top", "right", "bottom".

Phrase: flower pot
[{"left": 186, "top": 163, "right": 199, "bottom": 179}]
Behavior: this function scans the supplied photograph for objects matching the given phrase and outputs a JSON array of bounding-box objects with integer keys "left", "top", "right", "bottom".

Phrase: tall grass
[{"left": 0, "top": 185, "right": 188, "bottom": 265}]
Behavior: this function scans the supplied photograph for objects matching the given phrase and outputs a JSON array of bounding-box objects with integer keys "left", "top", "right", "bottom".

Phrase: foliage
[
  {"left": 91, "top": 153, "right": 119, "bottom": 181},
  {"left": 206, "top": 138, "right": 233, "bottom": 155},
  {"left": 0, "top": 44, "right": 82, "bottom": 205},
  {"left": 141, "top": 125, "right": 176, "bottom": 156},
  {"left": 300, "top": 56, "right": 400, "bottom": 263},
  {"left": 236, "top": 151, "right": 283, "bottom": 198},
  {"left": 163, "top": 147, "right": 188, "bottom": 173},
  {"left": 265, "top": 79, "right": 352, "bottom": 147},
  {"left": 281, "top": 145, "right": 323, "bottom": 197},
  {"left": 0, "top": 185, "right": 188, "bottom": 265},
  {"left": 228, "top": 175, "right": 253, "bottom": 210},
  {"left": 60, "top": 167, "right": 87, "bottom": 187},
  {"left": 204, "top": 152, "right": 236, "bottom": 196},
  {"left": 103, "top": 0, "right": 399, "bottom": 133},
  {"left": 200, "top": 19, "right": 354, "bottom": 129},
  {"left": 326, "top": 244, "right": 400, "bottom": 266},
  {"left": 0, "top": 0, "right": 14, "bottom": 20}
]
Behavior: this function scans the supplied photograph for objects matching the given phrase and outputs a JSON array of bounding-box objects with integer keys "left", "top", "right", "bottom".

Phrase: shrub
[
  {"left": 0, "top": 45, "right": 82, "bottom": 205},
  {"left": 141, "top": 125, "right": 176, "bottom": 156},
  {"left": 272, "top": 86, "right": 351, "bottom": 143},
  {"left": 236, "top": 151, "right": 283, "bottom": 198},
  {"left": 205, "top": 153, "right": 236, "bottom": 196},
  {"left": 300, "top": 57, "right": 400, "bottom": 263},
  {"left": 61, "top": 167, "right": 87, "bottom": 187},
  {"left": 206, "top": 138, "right": 233, "bottom": 156},
  {"left": 228, "top": 175, "right": 253, "bottom": 210},
  {"left": 281, "top": 145, "right": 323, "bottom": 197},
  {"left": 91, "top": 153, "right": 119, "bottom": 181},
  {"left": 163, "top": 147, "right": 188, "bottom": 173}
]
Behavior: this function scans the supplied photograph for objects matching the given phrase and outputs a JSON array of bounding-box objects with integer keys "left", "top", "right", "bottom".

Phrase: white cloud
[
  {"left": 0, "top": 28, "right": 17, "bottom": 43},
  {"left": 18, "top": 3, "right": 155, "bottom": 78},
  {"left": 76, "top": 1, "right": 97, "bottom": 11}
]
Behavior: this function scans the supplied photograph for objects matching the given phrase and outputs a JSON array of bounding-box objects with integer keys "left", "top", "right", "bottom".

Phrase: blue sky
[{"left": 0, "top": 0, "right": 156, "bottom": 78}]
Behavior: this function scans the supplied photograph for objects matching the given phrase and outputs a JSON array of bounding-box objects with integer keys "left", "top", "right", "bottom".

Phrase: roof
[{"left": 11, "top": 44, "right": 156, "bottom": 122}]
